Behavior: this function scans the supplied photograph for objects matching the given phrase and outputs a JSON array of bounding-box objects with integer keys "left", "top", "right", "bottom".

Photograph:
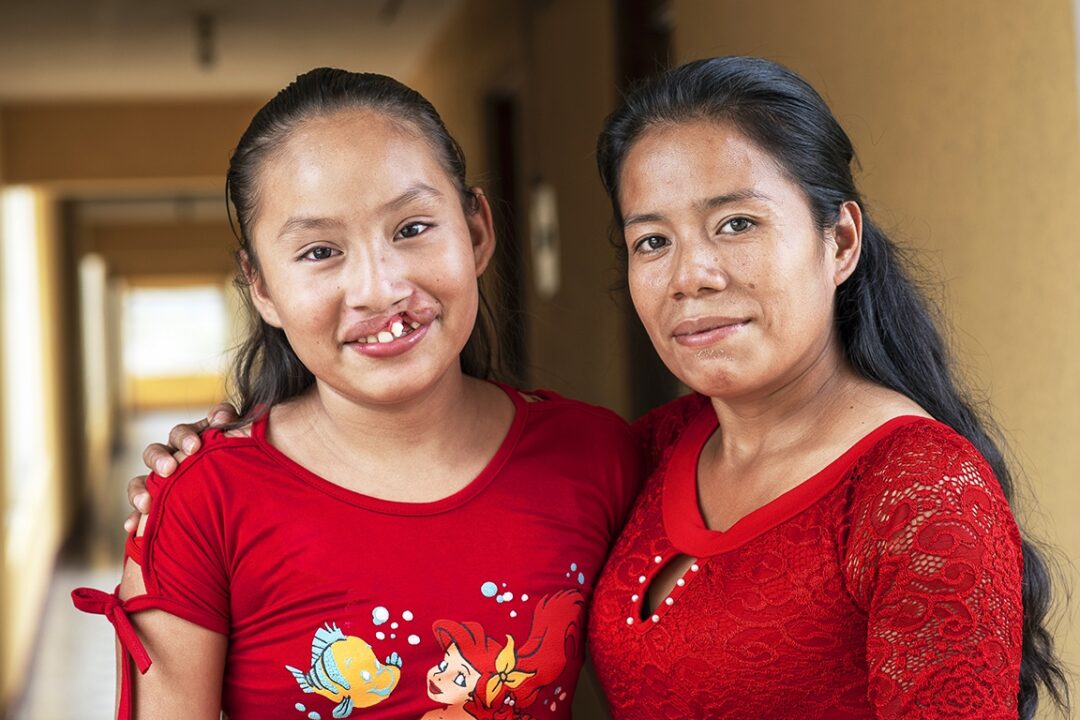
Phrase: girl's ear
[
  {"left": 465, "top": 188, "right": 497, "bottom": 276},
  {"left": 830, "top": 200, "right": 863, "bottom": 286},
  {"left": 241, "top": 251, "right": 283, "bottom": 328}
]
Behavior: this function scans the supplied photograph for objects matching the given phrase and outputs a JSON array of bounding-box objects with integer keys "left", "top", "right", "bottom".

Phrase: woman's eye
[
  {"left": 396, "top": 222, "right": 431, "bottom": 239},
  {"left": 303, "top": 246, "right": 338, "bottom": 261},
  {"left": 454, "top": 672, "right": 467, "bottom": 688},
  {"left": 633, "top": 235, "right": 670, "bottom": 253},
  {"left": 721, "top": 217, "right": 754, "bottom": 234},
  {"left": 437, "top": 660, "right": 448, "bottom": 672}
]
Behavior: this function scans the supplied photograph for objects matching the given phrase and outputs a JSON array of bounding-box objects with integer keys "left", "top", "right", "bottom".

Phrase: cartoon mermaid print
[{"left": 421, "top": 590, "right": 584, "bottom": 720}]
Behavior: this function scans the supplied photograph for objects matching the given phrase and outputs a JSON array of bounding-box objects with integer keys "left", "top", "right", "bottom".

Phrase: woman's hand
[{"left": 123, "top": 403, "right": 240, "bottom": 533}]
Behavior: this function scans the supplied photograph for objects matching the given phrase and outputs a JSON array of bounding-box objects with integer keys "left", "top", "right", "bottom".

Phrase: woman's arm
[
  {"left": 124, "top": 403, "right": 239, "bottom": 533},
  {"left": 118, "top": 552, "right": 227, "bottom": 718}
]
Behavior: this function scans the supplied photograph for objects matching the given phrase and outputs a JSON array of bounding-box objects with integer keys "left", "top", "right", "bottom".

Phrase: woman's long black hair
[
  {"left": 224, "top": 68, "right": 498, "bottom": 419},
  {"left": 596, "top": 56, "right": 1069, "bottom": 718}
]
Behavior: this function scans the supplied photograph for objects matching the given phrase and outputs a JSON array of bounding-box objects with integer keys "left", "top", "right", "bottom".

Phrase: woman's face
[
  {"left": 426, "top": 643, "right": 478, "bottom": 705},
  {"left": 618, "top": 120, "right": 859, "bottom": 401},
  {"left": 246, "top": 108, "right": 494, "bottom": 407}
]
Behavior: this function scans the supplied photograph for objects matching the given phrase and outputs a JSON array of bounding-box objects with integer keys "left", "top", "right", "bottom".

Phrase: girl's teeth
[
  {"left": 410, "top": 321, "right": 420, "bottom": 330},
  {"left": 377, "top": 331, "right": 394, "bottom": 343},
  {"left": 366, "top": 335, "right": 377, "bottom": 343},
  {"left": 390, "top": 321, "right": 404, "bottom": 338}
]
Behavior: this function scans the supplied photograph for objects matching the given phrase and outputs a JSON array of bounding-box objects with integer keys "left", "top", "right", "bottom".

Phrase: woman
[
  {"left": 73, "top": 68, "right": 639, "bottom": 720},
  {"left": 586, "top": 56, "right": 1067, "bottom": 719},
  {"left": 130, "top": 58, "right": 1068, "bottom": 718}
]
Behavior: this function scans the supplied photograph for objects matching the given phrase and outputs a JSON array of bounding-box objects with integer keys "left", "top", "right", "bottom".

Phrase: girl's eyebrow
[
  {"left": 274, "top": 183, "right": 444, "bottom": 241},
  {"left": 622, "top": 188, "right": 772, "bottom": 228},
  {"left": 276, "top": 215, "right": 345, "bottom": 240},
  {"left": 380, "top": 182, "right": 444, "bottom": 213}
]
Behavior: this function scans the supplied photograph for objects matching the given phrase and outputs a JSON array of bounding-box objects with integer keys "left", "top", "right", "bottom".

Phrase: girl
[{"left": 73, "top": 68, "right": 639, "bottom": 720}]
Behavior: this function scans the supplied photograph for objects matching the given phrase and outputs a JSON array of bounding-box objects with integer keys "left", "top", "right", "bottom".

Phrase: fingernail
[
  {"left": 155, "top": 459, "right": 168, "bottom": 475},
  {"left": 124, "top": 519, "right": 134, "bottom": 533},
  {"left": 135, "top": 493, "right": 149, "bottom": 512},
  {"left": 211, "top": 411, "right": 231, "bottom": 425},
  {"left": 183, "top": 437, "right": 197, "bottom": 453}
]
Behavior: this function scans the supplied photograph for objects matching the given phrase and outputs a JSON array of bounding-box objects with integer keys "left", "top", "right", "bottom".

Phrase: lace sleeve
[{"left": 844, "top": 423, "right": 1023, "bottom": 719}]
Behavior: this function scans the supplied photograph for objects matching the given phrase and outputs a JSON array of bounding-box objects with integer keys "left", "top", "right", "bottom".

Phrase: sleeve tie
[{"left": 71, "top": 586, "right": 152, "bottom": 719}]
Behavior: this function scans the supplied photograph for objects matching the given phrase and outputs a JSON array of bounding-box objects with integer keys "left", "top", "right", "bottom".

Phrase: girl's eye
[
  {"left": 437, "top": 660, "right": 448, "bottom": 672},
  {"left": 720, "top": 217, "right": 754, "bottom": 234},
  {"left": 632, "top": 235, "right": 670, "bottom": 254},
  {"left": 396, "top": 222, "right": 431, "bottom": 239},
  {"left": 303, "top": 246, "right": 339, "bottom": 261},
  {"left": 454, "top": 672, "right": 467, "bottom": 688}
]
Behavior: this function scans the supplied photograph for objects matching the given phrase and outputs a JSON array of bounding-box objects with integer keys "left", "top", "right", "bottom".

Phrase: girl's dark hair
[
  {"left": 225, "top": 67, "right": 497, "bottom": 418},
  {"left": 597, "top": 56, "right": 1068, "bottom": 718}
]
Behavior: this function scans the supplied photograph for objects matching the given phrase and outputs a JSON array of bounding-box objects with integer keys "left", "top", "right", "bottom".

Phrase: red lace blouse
[{"left": 588, "top": 394, "right": 1023, "bottom": 719}]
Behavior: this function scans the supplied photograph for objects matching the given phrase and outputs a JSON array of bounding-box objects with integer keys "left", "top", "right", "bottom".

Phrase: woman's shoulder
[
  {"left": 630, "top": 393, "right": 710, "bottom": 460},
  {"left": 511, "top": 385, "right": 633, "bottom": 435}
]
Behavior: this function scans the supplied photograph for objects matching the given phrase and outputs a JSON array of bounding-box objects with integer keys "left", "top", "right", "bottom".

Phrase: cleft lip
[
  {"left": 341, "top": 307, "right": 438, "bottom": 343},
  {"left": 671, "top": 315, "right": 749, "bottom": 338}
]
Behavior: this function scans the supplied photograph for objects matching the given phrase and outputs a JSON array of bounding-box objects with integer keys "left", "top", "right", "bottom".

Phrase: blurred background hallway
[{"left": 1, "top": 1, "right": 1079, "bottom": 717}]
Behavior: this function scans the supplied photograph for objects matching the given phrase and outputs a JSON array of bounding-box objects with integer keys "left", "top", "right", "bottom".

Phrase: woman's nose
[{"left": 669, "top": 238, "right": 729, "bottom": 300}]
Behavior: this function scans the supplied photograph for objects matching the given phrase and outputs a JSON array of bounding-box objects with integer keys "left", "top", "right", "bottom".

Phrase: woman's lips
[{"left": 671, "top": 317, "right": 749, "bottom": 347}]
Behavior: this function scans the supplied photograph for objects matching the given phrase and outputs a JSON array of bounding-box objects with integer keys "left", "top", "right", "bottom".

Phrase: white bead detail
[
  {"left": 651, "top": 614, "right": 660, "bottom": 623},
  {"left": 631, "top": 594, "right": 639, "bottom": 602},
  {"left": 626, "top": 617, "right": 634, "bottom": 625},
  {"left": 676, "top": 578, "right": 685, "bottom": 587},
  {"left": 654, "top": 555, "right": 662, "bottom": 563},
  {"left": 665, "top": 597, "right": 674, "bottom": 606},
  {"left": 638, "top": 575, "right": 646, "bottom": 584},
  {"left": 691, "top": 563, "right": 700, "bottom": 572}
]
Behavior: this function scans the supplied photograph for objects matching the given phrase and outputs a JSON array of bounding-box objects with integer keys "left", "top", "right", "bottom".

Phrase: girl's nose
[{"left": 343, "top": 246, "right": 410, "bottom": 311}]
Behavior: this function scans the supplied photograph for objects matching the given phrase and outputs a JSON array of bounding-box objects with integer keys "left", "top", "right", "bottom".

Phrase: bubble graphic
[
  {"left": 391, "top": 622, "right": 399, "bottom": 630},
  {"left": 501, "top": 591, "right": 513, "bottom": 602},
  {"left": 577, "top": 572, "right": 585, "bottom": 585},
  {"left": 390, "top": 633, "right": 397, "bottom": 639},
  {"left": 375, "top": 631, "right": 386, "bottom": 641},
  {"left": 295, "top": 704, "right": 306, "bottom": 712},
  {"left": 496, "top": 596, "right": 504, "bottom": 604},
  {"left": 481, "top": 581, "right": 498, "bottom": 597},
  {"left": 408, "top": 634, "right": 421, "bottom": 645},
  {"left": 372, "top": 606, "right": 390, "bottom": 625},
  {"left": 402, "top": 610, "right": 414, "bottom": 621},
  {"left": 521, "top": 594, "right": 529, "bottom": 602},
  {"left": 509, "top": 610, "right": 518, "bottom": 618},
  {"left": 308, "top": 713, "right": 321, "bottom": 720},
  {"left": 570, "top": 563, "right": 577, "bottom": 571}
]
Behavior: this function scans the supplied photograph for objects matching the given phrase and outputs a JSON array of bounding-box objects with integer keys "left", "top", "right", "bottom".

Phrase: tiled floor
[{"left": 10, "top": 408, "right": 206, "bottom": 720}]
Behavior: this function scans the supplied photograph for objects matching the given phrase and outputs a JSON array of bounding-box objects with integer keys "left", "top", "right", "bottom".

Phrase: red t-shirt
[
  {"left": 588, "top": 394, "right": 1023, "bottom": 719},
  {"left": 74, "top": 386, "right": 641, "bottom": 720}
]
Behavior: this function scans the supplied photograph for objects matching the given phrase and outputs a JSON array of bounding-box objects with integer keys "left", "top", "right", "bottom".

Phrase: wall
[
  {"left": 409, "top": 0, "right": 630, "bottom": 416},
  {"left": 0, "top": 188, "right": 68, "bottom": 707},
  {"left": 674, "top": 0, "right": 1080, "bottom": 707}
]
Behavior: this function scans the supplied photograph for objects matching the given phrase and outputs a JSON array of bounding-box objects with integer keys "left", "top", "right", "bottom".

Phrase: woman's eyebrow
[{"left": 623, "top": 188, "right": 772, "bottom": 229}]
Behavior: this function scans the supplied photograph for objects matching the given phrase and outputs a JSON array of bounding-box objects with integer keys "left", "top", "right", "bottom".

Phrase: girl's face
[
  {"left": 246, "top": 108, "right": 494, "bottom": 407},
  {"left": 427, "top": 643, "right": 478, "bottom": 705},
  {"left": 618, "top": 120, "right": 860, "bottom": 401}
]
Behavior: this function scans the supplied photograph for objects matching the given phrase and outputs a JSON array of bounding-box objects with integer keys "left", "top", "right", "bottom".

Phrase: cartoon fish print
[{"left": 286, "top": 623, "right": 403, "bottom": 718}]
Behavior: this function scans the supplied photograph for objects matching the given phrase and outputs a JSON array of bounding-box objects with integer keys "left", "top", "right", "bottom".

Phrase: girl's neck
[{"left": 267, "top": 368, "right": 514, "bottom": 501}]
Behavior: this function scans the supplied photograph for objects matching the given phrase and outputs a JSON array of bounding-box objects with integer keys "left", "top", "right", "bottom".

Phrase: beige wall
[
  {"left": 0, "top": 189, "right": 69, "bottom": 706},
  {"left": 675, "top": 0, "right": 1080, "bottom": 703},
  {"left": 409, "top": 0, "right": 630, "bottom": 416}
]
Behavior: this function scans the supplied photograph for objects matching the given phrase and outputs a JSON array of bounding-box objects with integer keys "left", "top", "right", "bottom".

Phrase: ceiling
[{"left": 0, "top": 0, "right": 462, "bottom": 100}]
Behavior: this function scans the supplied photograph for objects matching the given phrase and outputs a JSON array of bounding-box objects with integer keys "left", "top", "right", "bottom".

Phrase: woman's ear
[
  {"left": 830, "top": 200, "right": 863, "bottom": 286},
  {"left": 465, "top": 188, "right": 497, "bottom": 276},
  {"left": 241, "top": 250, "right": 283, "bottom": 328}
]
